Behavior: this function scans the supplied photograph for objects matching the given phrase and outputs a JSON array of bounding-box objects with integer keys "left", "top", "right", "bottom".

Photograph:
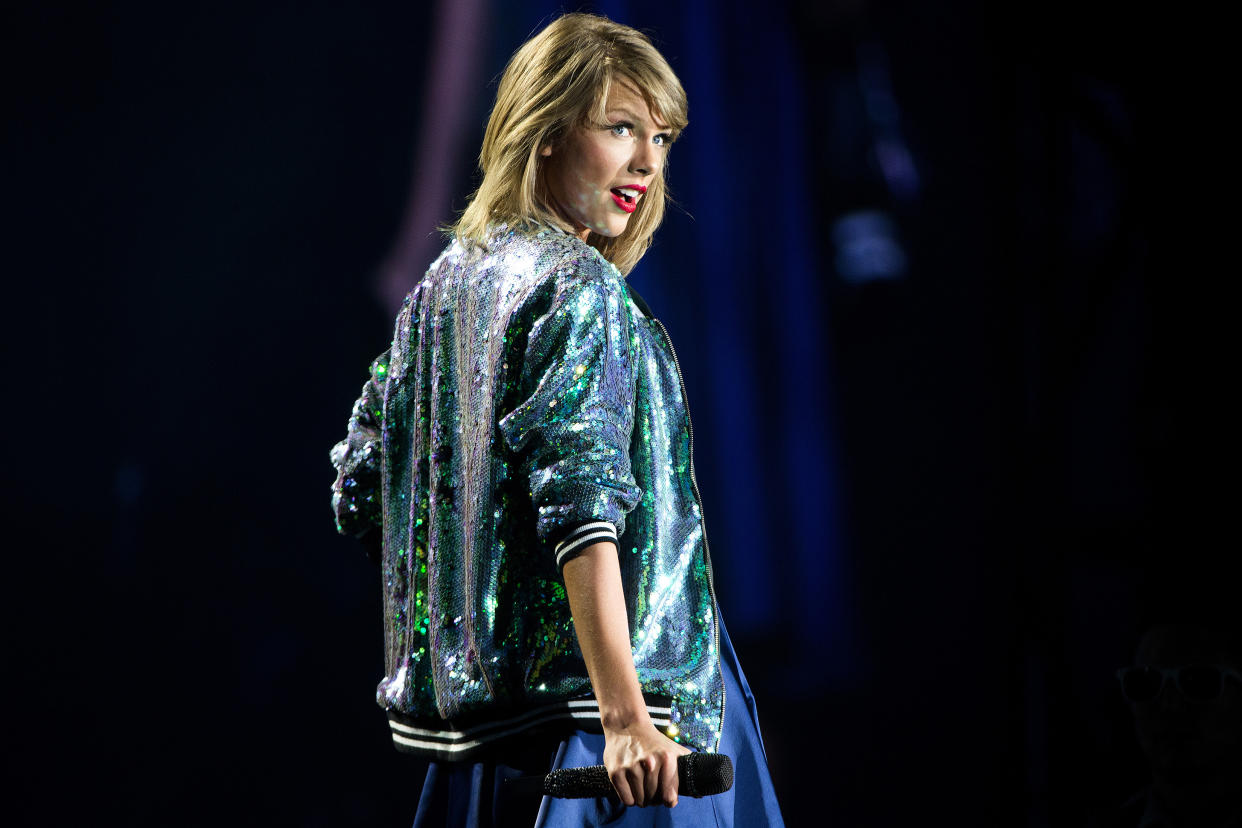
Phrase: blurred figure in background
[{"left": 1093, "top": 622, "right": 1242, "bottom": 827}]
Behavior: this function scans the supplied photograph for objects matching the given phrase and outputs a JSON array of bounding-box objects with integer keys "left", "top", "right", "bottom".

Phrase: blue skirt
[{"left": 410, "top": 615, "right": 785, "bottom": 827}]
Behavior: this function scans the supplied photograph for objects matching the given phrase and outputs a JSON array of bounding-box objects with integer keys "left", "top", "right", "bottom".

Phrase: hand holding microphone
[
  {"left": 597, "top": 721, "right": 693, "bottom": 806},
  {"left": 543, "top": 752, "right": 734, "bottom": 801}
]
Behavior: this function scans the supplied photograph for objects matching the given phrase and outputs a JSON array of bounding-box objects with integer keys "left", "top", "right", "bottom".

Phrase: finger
[
  {"left": 611, "top": 770, "right": 635, "bottom": 807},
  {"left": 659, "top": 750, "right": 679, "bottom": 807},
  {"left": 626, "top": 766, "right": 646, "bottom": 807},
  {"left": 643, "top": 755, "right": 661, "bottom": 807}
]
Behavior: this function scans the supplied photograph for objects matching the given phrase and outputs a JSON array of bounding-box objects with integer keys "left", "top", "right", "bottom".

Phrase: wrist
[{"left": 600, "top": 703, "right": 653, "bottom": 733}]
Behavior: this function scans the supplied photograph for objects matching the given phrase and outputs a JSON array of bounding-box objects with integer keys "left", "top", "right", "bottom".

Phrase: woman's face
[{"left": 541, "top": 80, "right": 672, "bottom": 240}]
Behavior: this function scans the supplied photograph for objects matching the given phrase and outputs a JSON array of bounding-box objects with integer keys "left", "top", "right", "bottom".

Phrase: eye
[
  {"left": 609, "top": 123, "right": 634, "bottom": 137},
  {"left": 653, "top": 133, "right": 672, "bottom": 147}
]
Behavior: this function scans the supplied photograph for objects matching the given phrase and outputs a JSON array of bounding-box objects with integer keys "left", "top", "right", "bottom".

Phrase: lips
[{"left": 610, "top": 184, "right": 647, "bottom": 214}]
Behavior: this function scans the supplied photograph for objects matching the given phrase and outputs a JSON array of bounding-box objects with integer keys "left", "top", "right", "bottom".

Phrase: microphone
[{"left": 541, "top": 753, "right": 733, "bottom": 799}]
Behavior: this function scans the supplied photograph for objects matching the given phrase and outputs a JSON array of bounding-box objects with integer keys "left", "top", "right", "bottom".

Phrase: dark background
[{"left": 5, "top": 0, "right": 1230, "bottom": 825}]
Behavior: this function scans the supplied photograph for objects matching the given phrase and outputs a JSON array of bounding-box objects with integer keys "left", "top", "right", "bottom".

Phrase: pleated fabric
[{"left": 411, "top": 615, "right": 785, "bottom": 828}]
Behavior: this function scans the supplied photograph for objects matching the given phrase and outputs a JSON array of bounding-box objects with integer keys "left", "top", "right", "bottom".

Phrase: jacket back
[{"left": 331, "top": 225, "right": 723, "bottom": 759}]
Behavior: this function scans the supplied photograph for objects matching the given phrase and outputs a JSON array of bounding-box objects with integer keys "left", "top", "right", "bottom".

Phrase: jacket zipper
[{"left": 651, "top": 317, "right": 726, "bottom": 753}]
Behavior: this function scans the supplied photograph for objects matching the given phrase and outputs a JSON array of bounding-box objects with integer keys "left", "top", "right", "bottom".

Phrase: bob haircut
[{"left": 452, "top": 13, "right": 688, "bottom": 275}]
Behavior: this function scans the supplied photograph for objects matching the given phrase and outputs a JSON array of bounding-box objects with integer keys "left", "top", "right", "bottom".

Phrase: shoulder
[
  {"left": 540, "top": 229, "right": 629, "bottom": 304},
  {"left": 488, "top": 224, "right": 631, "bottom": 310}
]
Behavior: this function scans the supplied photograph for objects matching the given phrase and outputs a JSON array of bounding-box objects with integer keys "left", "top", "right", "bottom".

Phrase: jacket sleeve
[
  {"left": 497, "top": 269, "right": 642, "bottom": 572},
  {"left": 329, "top": 350, "right": 390, "bottom": 555}
]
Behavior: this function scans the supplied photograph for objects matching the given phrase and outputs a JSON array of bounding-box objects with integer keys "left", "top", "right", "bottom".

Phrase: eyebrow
[{"left": 605, "top": 108, "right": 672, "bottom": 132}]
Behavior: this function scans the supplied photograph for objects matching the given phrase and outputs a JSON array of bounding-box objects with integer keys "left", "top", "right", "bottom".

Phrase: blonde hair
[{"left": 451, "top": 13, "right": 688, "bottom": 275}]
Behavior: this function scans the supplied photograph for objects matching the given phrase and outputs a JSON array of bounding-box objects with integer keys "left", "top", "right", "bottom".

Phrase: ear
[{"left": 539, "top": 144, "right": 553, "bottom": 157}]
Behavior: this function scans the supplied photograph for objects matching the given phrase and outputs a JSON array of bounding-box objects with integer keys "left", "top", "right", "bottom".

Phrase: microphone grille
[
  {"left": 542, "top": 763, "right": 609, "bottom": 798},
  {"left": 680, "top": 752, "right": 733, "bottom": 798}
]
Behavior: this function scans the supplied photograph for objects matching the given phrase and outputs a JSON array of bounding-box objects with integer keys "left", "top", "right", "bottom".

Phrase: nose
[
  {"left": 1149, "top": 678, "right": 1189, "bottom": 714},
  {"left": 630, "top": 139, "right": 660, "bottom": 178}
]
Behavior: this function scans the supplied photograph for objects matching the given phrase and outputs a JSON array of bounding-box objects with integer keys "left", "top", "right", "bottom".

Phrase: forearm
[
  {"left": 562, "top": 540, "right": 689, "bottom": 807},
  {"left": 561, "top": 541, "right": 650, "bottom": 731}
]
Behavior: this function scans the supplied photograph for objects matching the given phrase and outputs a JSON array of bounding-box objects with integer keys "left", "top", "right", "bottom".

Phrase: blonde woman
[{"left": 331, "top": 13, "right": 784, "bottom": 826}]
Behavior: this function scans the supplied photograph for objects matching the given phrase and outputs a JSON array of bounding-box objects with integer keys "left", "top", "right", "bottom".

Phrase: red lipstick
[{"left": 610, "top": 184, "right": 647, "bottom": 214}]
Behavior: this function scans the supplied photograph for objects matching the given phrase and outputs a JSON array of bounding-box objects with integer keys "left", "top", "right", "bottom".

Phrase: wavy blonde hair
[{"left": 451, "top": 13, "right": 688, "bottom": 275}]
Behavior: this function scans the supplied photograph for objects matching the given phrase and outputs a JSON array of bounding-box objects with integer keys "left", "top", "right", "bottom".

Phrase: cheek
[
  {"left": 582, "top": 142, "right": 626, "bottom": 182},
  {"left": 1213, "top": 700, "right": 1242, "bottom": 740}
]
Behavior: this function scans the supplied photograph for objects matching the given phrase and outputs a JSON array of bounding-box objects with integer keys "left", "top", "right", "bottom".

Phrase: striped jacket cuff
[{"left": 554, "top": 521, "right": 619, "bottom": 570}]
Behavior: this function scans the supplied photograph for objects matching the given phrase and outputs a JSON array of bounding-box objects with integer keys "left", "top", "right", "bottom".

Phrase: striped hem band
[{"left": 388, "top": 696, "right": 674, "bottom": 758}]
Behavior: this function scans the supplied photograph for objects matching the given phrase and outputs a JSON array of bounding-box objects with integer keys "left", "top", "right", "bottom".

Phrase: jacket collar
[{"left": 626, "top": 283, "right": 656, "bottom": 320}]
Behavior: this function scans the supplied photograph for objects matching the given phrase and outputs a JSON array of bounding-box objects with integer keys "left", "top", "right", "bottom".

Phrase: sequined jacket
[{"left": 330, "top": 224, "right": 723, "bottom": 760}]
